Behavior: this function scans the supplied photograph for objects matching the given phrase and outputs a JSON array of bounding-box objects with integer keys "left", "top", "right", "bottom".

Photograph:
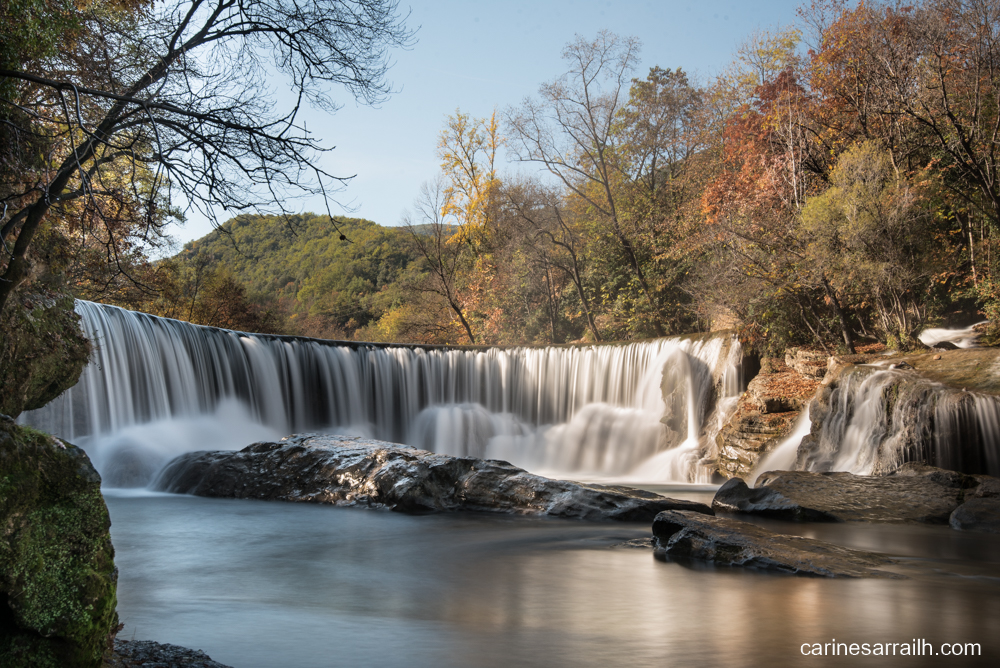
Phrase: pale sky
[{"left": 164, "top": 0, "right": 805, "bottom": 247}]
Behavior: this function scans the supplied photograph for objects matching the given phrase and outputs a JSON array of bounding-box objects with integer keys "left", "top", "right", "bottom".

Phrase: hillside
[{"left": 150, "top": 214, "right": 425, "bottom": 340}]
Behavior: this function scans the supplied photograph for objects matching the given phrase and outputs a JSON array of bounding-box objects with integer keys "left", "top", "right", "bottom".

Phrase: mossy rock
[
  {"left": 0, "top": 287, "right": 90, "bottom": 418},
  {"left": 0, "top": 419, "right": 118, "bottom": 668}
]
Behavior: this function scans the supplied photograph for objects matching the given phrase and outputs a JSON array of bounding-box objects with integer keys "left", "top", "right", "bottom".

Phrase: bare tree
[
  {"left": 503, "top": 179, "right": 601, "bottom": 342},
  {"left": 404, "top": 177, "right": 476, "bottom": 344},
  {"left": 0, "top": 0, "right": 413, "bottom": 315},
  {"left": 505, "top": 31, "right": 666, "bottom": 336}
]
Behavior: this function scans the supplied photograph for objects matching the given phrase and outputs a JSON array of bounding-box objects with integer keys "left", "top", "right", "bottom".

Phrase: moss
[
  {"left": 0, "top": 287, "right": 90, "bottom": 418},
  {"left": 0, "top": 418, "right": 117, "bottom": 668}
]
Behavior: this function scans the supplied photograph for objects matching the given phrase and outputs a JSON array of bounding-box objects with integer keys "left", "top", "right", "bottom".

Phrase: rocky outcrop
[
  {"left": 714, "top": 354, "right": 819, "bottom": 478},
  {"left": 713, "top": 463, "right": 995, "bottom": 524},
  {"left": 0, "top": 418, "right": 118, "bottom": 668},
  {"left": 154, "top": 434, "right": 714, "bottom": 522},
  {"left": 0, "top": 288, "right": 90, "bottom": 418},
  {"left": 651, "top": 510, "right": 903, "bottom": 578}
]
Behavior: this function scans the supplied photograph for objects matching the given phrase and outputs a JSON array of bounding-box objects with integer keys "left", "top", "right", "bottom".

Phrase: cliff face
[
  {"left": 0, "top": 418, "right": 118, "bottom": 668},
  {"left": 0, "top": 289, "right": 90, "bottom": 418}
]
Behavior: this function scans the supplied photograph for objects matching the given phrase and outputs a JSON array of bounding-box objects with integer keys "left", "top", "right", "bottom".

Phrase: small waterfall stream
[{"left": 22, "top": 301, "right": 744, "bottom": 486}]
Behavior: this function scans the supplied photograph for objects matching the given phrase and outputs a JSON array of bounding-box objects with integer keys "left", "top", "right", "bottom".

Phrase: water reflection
[{"left": 106, "top": 494, "right": 1000, "bottom": 667}]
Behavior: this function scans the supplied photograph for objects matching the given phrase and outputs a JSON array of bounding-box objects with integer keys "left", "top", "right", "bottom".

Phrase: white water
[
  {"left": 748, "top": 367, "right": 1000, "bottom": 479},
  {"left": 22, "top": 301, "right": 744, "bottom": 486},
  {"left": 919, "top": 321, "right": 986, "bottom": 348}
]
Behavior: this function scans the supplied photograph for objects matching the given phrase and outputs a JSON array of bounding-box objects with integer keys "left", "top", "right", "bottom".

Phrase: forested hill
[{"left": 129, "top": 214, "right": 424, "bottom": 341}]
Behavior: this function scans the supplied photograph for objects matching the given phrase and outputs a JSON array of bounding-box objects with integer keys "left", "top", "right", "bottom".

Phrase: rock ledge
[{"left": 154, "top": 434, "right": 713, "bottom": 522}]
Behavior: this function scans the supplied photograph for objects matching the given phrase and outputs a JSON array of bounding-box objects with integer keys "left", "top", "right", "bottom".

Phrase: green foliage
[
  {"left": 165, "top": 214, "right": 421, "bottom": 339},
  {"left": 0, "top": 419, "right": 118, "bottom": 668},
  {"left": 800, "top": 141, "right": 939, "bottom": 348}
]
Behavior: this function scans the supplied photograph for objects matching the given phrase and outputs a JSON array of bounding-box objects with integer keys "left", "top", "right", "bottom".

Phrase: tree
[
  {"left": 0, "top": 0, "right": 413, "bottom": 315},
  {"left": 436, "top": 109, "right": 503, "bottom": 247},
  {"left": 506, "top": 31, "right": 667, "bottom": 335},
  {"left": 404, "top": 177, "right": 477, "bottom": 344},
  {"left": 502, "top": 178, "right": 602, "bottom": 342},
  {"left": 801, "top": 141, "right": 938, "bottom": 347}
]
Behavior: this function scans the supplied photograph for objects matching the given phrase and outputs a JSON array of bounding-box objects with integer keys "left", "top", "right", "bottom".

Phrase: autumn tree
[
  {"left": 800, "top": 141, "right": 939, "bottom": 348},
  {"left": 403, "top": 177, "right": 477, "bottom": 344},
  {"left": 506, "top": 31, "right": 669, "bottom": 336}
]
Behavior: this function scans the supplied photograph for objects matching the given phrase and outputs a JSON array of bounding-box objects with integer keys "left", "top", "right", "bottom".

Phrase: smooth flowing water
[
  {"left": 23, "top": 301, "right": 743, "bottom": 484},
  {"left": 106, "top": 491, "right": 1000, "bottom": 667}
]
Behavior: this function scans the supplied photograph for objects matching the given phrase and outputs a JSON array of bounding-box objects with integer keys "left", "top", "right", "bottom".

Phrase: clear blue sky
[{"left": 166, "top": 0, "right": 805, "bottom": 247}]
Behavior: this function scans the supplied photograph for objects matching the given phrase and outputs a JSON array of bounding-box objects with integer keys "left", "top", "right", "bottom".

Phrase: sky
[{"left": 164, "top": 0, "right": 806, "bottom": 248}]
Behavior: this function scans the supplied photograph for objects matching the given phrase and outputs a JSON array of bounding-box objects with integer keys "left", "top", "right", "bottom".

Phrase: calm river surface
[{"left": 106, "top": 489, "right": 1000, "bottom": 667}]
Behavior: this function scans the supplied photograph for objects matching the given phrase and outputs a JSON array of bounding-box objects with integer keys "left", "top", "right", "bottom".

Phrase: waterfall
[
  {"left": 764, "top": 366, "right": 1000, "bottom": 478},
  {"left": 21, "top": 301, "right": 744, "bottom": 486}
]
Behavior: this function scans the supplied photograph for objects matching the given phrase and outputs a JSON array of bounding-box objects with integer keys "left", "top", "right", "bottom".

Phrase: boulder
[
  {"left": 0, "top": 418, "right": 118, "bottom": 668},
  {"left": 153, "top": 434, "right": 714, "bottom": 522},
  {"left": 651, "top": 510, "right": 903, "bottom": 578},
  {"left": 949, "top": 498, "right": 1000, "bottom": 533},
  {"left": 713, "top": 463, "right": 991, "bottom": 524}
]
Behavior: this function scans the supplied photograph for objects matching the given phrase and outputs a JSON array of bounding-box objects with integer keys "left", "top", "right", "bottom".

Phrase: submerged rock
[
  {"left": 0, "top": 418, "right": 118, "bottom": 668},
  {"left": 109, "top": 639, "right": 233, "bottom": 668},
  {"left": 713, "top": 463, "right": 994, "bottom": 524},
  {"left": 950, "top": 498, "right": 1000, "bottom": 533},
  {"left": 153, "top": 434, "right": 714, "bottom": 522},
  {"left": 651, "top": 510, "right": 903, "bottom": 578}
]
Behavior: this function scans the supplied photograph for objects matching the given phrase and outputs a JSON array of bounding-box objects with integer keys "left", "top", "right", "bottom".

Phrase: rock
[
  {"left": 712, "top": 360, "right": 819, "bottom": 478},
  {"left": 153, "top": 434, "right": 714, "bottom": 522},
  {"left": 745, "top": 371, "right": 819, "bottom": 413},
  {"left": 109, "top": 639, "right": 233, "bottom": 668},
  {"left": 949, "top": 498, "right": 1000, "bottom": 533},
  {"left": 0, "top": 419, "right": 118, "bottom": 668},
  {"left": 931, "top": 340, "right": 959, "bottom": 350},
  {"left": 713, "top": 464, "right": 985, "bottom": 523},
  {"left": 0, "top": 288, "right": 90, "bottom": 418},
  {"left": 785, "top": 347, "right": 830, "bottom": 380},
  {"left": 651, "top": 510, "right": 903, "bottom": 578},
  {"left": 714, "top": 407, "right": 799, "bottom": 478}
]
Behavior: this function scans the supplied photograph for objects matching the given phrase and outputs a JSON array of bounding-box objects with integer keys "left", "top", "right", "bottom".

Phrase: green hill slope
[{"left": 174, "top": 213, "right": 420, "bottom": 339}]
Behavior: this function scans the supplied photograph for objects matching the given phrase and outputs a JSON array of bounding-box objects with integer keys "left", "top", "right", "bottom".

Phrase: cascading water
[
  {"left": 748, "top": 366, "right": 1000, "bottom": 480},
  {"left": 21, "top": 301, "right": 744, "bottom": 486}
]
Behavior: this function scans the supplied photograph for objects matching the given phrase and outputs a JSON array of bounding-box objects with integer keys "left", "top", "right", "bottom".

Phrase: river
[{"left": 106, "top": 488, "right": 1000, "bottom": 667}]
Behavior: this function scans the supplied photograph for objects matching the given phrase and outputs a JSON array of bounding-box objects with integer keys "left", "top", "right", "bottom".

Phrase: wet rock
[
  {"left": 651, "top": 510, "right": 904, "bottom": 578},
  {"left": 0, "top": 419, "right": 118, "bottom": 668},
  {"left": 713, "top": 463, "right": 984, "bottom": 524},
  {"left": 713, "top": 358, "right": 819, "bottom": 478},
  {"left": 153, "top": 434, "right": 714, "bottom": 522},
  {"left": 931, "top": 340, "right": 959, "bottom": 350},
  {"left": 109, "top": 639, "right": 233, "bottom": 668},
  {"left": 610, "top": 537, "right": 654, "bottom": 549},
  {"left": 714, "top": 408, "right": 799, "bottom": 479},
  {"left": 0, "top": 288, "right": 90, "bottom": 418},
  {"left": 949, "top": 498, "right": 1000, "bottom": 533}
]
